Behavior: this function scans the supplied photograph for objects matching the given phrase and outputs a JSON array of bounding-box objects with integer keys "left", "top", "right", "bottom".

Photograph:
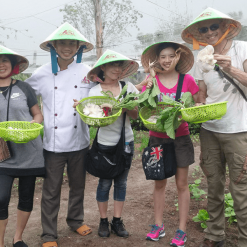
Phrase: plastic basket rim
[
  {"left": 139, "top": 102, "right": 171, "bottom": 126},
  {"left": 180, "top": 101, "right": 228, "bottom": 112},
  {"left": 0, "top": 121, "right": 43, "bottom": 132},
  {"left": 76, "top": 96, "right": 122, "bottom": 119}
]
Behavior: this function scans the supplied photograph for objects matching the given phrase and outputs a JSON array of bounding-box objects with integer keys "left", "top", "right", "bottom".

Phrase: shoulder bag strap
[
  {"left": 119, "top": 81, "right": 127, "bottom": 144},
  {"left": 120, "top": 81, "right": 128, "bottom": 98},
  {"left": 6, "top": 79, "right": 13, "bottom": 121},
  {"left": 214, "top": 65, "right": 247, "bottom": 102},
  {"left": 175, "top": 74, "right": 185, "bottom": 102}
]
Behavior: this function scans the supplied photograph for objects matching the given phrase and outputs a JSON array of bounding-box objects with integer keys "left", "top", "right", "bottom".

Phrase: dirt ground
[{"left": 4, "top": 144, "right": 238, "bottom": 247}]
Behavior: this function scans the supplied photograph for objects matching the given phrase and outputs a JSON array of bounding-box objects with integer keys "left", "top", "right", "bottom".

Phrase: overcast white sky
[{"left": 1, "top": 0, "right": 247, "bottom": 65}]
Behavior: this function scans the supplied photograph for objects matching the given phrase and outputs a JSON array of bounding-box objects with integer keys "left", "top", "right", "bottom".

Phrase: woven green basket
[
  {"left": 180, "top": 101, "right": 228, "bottom": 123},
  {"left": 139, "top": 103, "right": 173, "bottom": 133},
  {"left": 76, "top": 96, "right": 122, "bottom": 127},
  {"left": 0, "top": 121, "right": 43, "bottom": 143}
]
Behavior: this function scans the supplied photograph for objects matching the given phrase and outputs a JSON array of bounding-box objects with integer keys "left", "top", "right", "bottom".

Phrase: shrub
[
  {"left": 188, "top": 122, "right": 201, "bottom": 135},
  {"left": 130, "top": 116, "right": 148, "bottom": 131}
]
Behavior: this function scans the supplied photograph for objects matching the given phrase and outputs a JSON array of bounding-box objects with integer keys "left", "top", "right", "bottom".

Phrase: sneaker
[
  {"left": 98, "top": 218, "right": 110, "bottom": 238},
  {"left": 13, "top": 240, "right": 28, "bottom": 247},
  {"left": 146, "top": 224, "right": 165, "bottom": 241},
  {"left": 111, "top": 219, "right": 129, "bottom": 238},
  {"left": 170, "top": 229, "right": 187, "bottom": 247}
]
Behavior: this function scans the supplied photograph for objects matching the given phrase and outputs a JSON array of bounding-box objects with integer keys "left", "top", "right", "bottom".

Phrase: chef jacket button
[
  {"left": 55, "top": 86, "right": 57, "bottom": 89},
  {"left": 55, "top": 113, "right": 57, "bottom": 116},
  {"left": 75, "top": 85, "right": 77, "bottom": 88},
  {"left": 55, "top": 126, "right": 58, "bottom": 129},
  {"left": 74, "top": 125, "right": 77, "bottom": 128},
  {"left": 74, "top": 113, "right": 76, "bottom": 116}
]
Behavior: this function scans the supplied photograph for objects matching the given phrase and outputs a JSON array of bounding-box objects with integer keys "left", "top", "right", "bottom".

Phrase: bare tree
[{"left": 60, "top": 0, "right": 143, "bottom": 58}]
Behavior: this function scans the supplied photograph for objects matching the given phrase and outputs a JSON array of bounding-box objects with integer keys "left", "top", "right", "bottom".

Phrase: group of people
[{"left": 0, "top": 6, "right": 246, "bottom": 247}]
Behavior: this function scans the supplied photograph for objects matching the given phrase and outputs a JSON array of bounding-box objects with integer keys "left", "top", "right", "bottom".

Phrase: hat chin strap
[
  {"left": 46, "top": 43, "right": 86, "bottom": 75},
  {"left": 0, "top": 64, "right": 20, "bottom": 79},
  {"left": 187, "top": 23, "right": 236, "bottom": 50}
]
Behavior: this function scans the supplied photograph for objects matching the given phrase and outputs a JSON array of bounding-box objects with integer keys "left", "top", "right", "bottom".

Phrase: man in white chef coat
[{"left": 26, "top": 22, "right": 96, "bottom": 247}]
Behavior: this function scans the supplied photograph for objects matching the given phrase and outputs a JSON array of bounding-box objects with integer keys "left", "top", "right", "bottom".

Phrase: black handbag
[
  {"left": 142, "top": 143, "right": 177, "bottom": 180},
  {"left": 85, "top": 82, "right": 132, "bottom": 179},
  {"left": 142, "top": 74, "right": 185, "bottom": 180}
]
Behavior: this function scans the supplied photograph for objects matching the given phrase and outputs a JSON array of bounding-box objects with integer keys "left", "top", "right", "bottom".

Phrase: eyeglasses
[{"left": 198, "top": 23, "right": 220, "bottom": 34}]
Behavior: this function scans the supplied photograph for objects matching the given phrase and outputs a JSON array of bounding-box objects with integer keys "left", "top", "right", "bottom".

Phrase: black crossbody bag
[
  {"left": 142, "top": 74, "right": 185, "bottom": 180},
  {"left": 85, "top": 81, "right": 132, "bottom": 179}
]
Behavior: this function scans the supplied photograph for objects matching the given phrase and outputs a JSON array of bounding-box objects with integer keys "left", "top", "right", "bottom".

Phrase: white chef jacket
[{"left": 26, "top": 59, "right": 96, "bottom": 152}]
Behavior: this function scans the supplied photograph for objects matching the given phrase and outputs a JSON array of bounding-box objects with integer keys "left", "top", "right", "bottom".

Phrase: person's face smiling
[
  {"left": 0, "top": 55, "right": 12, "bottom": 78},
  {"left": 198, "top": 19, "right": 224, "bottom": 45},
  {"left": 54, "top": 39, "right": 79, "bottom": 60},
  {"left": 101, "top": 62, "right": 123, "bottom": 81},
  {"left": 158, "top": 47, "right": 176, "bottom": 71}
]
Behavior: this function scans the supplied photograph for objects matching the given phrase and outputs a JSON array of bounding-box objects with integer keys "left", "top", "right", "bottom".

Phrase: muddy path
[{"left": 4, "top": 145, "right": 238, "bottom": 247}]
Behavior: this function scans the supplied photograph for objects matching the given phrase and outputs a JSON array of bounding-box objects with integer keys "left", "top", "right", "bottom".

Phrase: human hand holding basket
[
  {"left": 76, "top": 96, "right": 122, "bottom": 127},
  {"left": 139, "top": 92, "right": 227, "bottom": 139}
]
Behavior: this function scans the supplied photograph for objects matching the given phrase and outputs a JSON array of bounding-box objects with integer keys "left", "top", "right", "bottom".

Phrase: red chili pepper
[{"left": 102, "top": 107, "right": 111, "bottom": 116}]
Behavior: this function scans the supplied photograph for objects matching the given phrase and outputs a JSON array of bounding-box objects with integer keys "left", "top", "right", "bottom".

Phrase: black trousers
[{"left": 0, "top": 174, "right": 36, "bottom": 219}]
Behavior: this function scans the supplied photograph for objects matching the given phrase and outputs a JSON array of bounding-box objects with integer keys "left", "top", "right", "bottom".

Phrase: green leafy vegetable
[
  {"left": 101, "top": 90, "right": 114, "bottom": 98},
  {"left": 117, "top": 84, "right": 128, "bottom": 101},
  {"left": 192, "top": 209, "right": 209, "bottom": 229},
  {"left": 164, "top": 108, "right": 180, "bottom": 139},
  {"left": 154, "top": 93, "right": 195, "bottom": 139},
  {"left": 100, "top": 79, "right": 161, "bottom": 111},
  {"left": 181, "top": 92, "right": 195, "bottom": 108}
]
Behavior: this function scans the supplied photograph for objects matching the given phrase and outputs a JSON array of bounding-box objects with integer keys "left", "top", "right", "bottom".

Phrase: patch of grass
[
  {"left": 189, "top": 179, "right": 207, "bottom": 201},
  {"left": 192, "top": 165, "right": 201, "bottom": 178},
  {"left": 133, "top": 130, "right": 149, "bottom": 143},
  {"left": 138, "top": 133, "right": 149, "bottom": 152},
  {"left": 193, "top": 193, "right": 237, "bottom": 230}
]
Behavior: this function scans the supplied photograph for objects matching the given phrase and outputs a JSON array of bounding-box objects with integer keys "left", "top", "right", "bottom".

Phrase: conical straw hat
[
  {"left": 182, "top": 7, "right": 241, "bottom": 46},
  {"left": 141, "top": 41, "right": 194, "bottom": 74},
  {"left": 0, "top": 45, "right": 29, "bottom": 73},
  {"left": 40, "top": 22, "right": 94, "bottom": 53},
  {"left": 87, "top": 49, "right": 139, "bottom": 82}
]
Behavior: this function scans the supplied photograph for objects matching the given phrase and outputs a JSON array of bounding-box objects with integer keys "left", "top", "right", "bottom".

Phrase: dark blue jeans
[
  {"left": 0, "top": 175, "right": 36, "bottom": 220},
  {"left": 96, "top": 141, "right": 134, "bottom": 202}
]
